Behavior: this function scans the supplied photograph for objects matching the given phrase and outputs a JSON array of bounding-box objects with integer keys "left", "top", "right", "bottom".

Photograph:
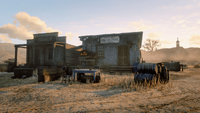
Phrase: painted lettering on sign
[
  {"left": 100, "top": 36, "right": 120, "bottom": 43},
  {"left": 35, "top": 36, "right": 54, "bottom": 42}
]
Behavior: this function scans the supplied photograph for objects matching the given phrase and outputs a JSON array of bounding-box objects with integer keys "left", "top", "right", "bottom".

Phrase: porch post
[
  {"left": 53, "top": 43, "right": 55, "bottom": 66},
  {"left": 64, "top": 43, "right": 66, "bottom": 65},
  {"left": 14, "top": 46, "right": 18, "bottom": 67}
]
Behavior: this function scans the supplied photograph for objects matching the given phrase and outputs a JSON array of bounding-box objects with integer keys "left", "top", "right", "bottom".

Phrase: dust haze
[
  {"left": 0, "top": 43, "right": 26, "bottom": 63},
  {"left": 141, "top": 47, "right": 200, "bottom": 65}
]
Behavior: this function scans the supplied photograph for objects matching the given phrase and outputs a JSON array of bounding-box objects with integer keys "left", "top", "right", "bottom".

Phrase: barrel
[
  {"left": 163, "top": 62, "right": 180, "bottom": 71},
  {"left": 134, "top": 73, "right": 155, "bottom": 84},
  {"left": 137, "top": 63, "right": 158, "bottom": 74},
  {"left": 157, "top": 64, "right": 162, "bottom": 74},
  {"left": 161, "top": 66, "right": 169, "bottom": 82}
]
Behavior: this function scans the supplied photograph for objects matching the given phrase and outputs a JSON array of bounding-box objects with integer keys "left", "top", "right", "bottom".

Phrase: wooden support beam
[
  {"left": 64, "top": 43, "right": 66, "bottom": 65},
  {"left": 55, "top": 42, "right": 65, "bottom": 44},
  {"left": 53, "top": 43, "right": 55, "bottom": 65},
  {"left": 18, "top": 47, "right": 27, "bottom": 48},
  {"left": 55, "top": 44, "right": 64, "bottom": 47},
  {"left": 14, "top": 44, "right": 27, "bottom": 47},
  {"left": 32, "top": 46, "right": 35, "bottom": 67},
  {"left": 14, "top": 47, "right": 18, "bottom": 67}
]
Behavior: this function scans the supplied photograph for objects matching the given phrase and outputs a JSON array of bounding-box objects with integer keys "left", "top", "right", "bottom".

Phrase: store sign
[
  {"left": 100, "top": 36, "right": 120, "bottom": 43},
  {"left": 81, "top": 51, "right": 87, "bottom": 56},
  {"left": 35, "top": 36, "right": 54, "bottom": 43}
]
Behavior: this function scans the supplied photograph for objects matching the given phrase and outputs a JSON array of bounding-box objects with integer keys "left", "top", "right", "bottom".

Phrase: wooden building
[
  {"left": 79, "top": 32, "right": 143, "bottom": 69},
  {"left": 13, "top": 32, "right": 81, "bottom": 81},
  {"left": 14, "top": 32, "right": 66, "bottom": 67}
]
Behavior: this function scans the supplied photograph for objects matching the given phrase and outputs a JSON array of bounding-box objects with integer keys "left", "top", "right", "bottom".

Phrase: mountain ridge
[{"left": 0, "top": 43, "right": 26, "bottom": 63}]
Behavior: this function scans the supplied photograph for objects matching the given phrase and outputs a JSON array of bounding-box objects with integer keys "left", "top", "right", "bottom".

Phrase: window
[
  {"left": 48, "top": 48, "right": 53, "bottom": 60},
  {"left": 97, "top": 45, "right": 104, "bottom": 57},
  {"left": 87, "top": 43, "right": 91, "bottom": 51}
]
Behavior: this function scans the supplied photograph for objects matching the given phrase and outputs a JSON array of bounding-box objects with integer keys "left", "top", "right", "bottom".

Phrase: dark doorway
[{"left": 118, "top": 46, "right": 129, "bottom": 66}]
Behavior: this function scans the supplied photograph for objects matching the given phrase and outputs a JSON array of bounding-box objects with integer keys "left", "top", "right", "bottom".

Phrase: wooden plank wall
[{"left": 65, "top": 44, "right": 82, "bottom": 66}]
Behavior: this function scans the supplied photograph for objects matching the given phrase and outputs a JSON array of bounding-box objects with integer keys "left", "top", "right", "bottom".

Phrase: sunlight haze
[{"left": 0, "top": 0, "right": 200, "bottom": 48}]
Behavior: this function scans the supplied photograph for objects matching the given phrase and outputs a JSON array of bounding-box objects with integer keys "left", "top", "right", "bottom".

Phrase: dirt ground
[{"left": 0, "top": 66, "right": 200, "bottom": 113}]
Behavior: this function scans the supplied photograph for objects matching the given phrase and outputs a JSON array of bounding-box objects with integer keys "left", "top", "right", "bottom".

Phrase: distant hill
[
  {"left": 141, "top": 47, "right": 200, "bottom": 64},
  {"left": 0, "top": 43, "right": 26, "bottom": 63},
  {"left": 185, "top": 47, "right": 200, "bottom": 60}
]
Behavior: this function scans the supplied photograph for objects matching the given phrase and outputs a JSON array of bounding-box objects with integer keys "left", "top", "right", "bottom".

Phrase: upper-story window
[
  {"left": 96, "top": 45, "right": 104, "bottom": 57},
  {"left": 87, "top": 43, "right": 91, "bottom": 51}
]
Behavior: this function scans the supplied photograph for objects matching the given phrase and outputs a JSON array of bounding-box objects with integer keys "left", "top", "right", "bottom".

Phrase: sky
[{"left": 0, "top": 0, "right": 200, "bottom": 49}]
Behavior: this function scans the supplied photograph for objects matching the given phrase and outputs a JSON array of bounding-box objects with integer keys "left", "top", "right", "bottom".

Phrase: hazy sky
[{"left": 0, "top": 0, "right": 200, "bottom": 48}]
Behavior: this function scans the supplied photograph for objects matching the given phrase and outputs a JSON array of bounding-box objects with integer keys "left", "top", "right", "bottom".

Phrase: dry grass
[
  {"left": 100, "top": 72, "right": 135, "bottom": 86},
  {"left": 156, "top": 82, "right": 174, "bottom": 92},
  {"left": 100, "top": 72, "right": 162, "bottom": 92},
  {"left": 1, "top": 66, "right": 200, "bottom": 112},
  {"left": 0, "top": 71, "right": 174, "bottom": 94},
  {"left": 13, "top": 87, "right": 36, "bottom": 93},
  {"left": 98, "top": 71, "right": 180, "bottom": 95},
  {"left": 0, "top": 72, "right": 38, "bottom": 88}
]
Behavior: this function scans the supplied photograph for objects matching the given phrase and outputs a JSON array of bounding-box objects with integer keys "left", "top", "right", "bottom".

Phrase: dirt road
[{"left": 0, "top": 67, "right": 200, "bottom": 113}]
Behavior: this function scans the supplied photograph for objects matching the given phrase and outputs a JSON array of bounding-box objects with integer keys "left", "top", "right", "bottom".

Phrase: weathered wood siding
[
  {"left": 65, "top": 44, "right": 82, "bottom": 66},
  {"left": 79, "top": 32, "right": 143, "bottom": 67}
]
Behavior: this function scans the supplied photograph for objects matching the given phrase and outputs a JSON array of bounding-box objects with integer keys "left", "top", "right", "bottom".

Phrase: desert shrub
[{"left": 194, "top": 64, "right": 200, "bottom": 68}]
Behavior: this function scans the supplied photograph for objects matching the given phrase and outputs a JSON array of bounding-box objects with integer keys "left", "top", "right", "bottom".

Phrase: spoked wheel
[{"left": 160, "top": 67, "right": 169, "bottom": 84}]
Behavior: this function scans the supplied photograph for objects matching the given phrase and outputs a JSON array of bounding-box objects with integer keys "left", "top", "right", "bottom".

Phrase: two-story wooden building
[{"left": 79, "top": 32, "right": 143, "bottom": 69}]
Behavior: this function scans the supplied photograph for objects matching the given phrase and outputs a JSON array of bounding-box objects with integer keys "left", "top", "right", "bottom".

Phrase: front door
[{"left": 118, "top": 46, "right": 129, "bottom": 66}]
